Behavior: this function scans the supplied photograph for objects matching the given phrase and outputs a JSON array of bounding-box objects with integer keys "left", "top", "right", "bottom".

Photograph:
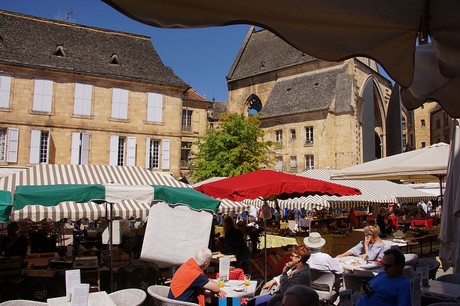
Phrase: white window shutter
[
  {"left": 70, "top": 132, "right": 81, "bottom": 165},
  {"left": 29, "top": 130, "right": 41, "bottom": 164},
  {"left": 161, "top": 139, "right": 170, "bottom": 170},
  {"left": 111, "top": 88, "right": 121, "bottom": 118},
  {"left": 81, "top": 133, "right": 90, "bottom": 165},
  {"left": 147, "top": 93, "right": 155, "bottom": 122},
  {"left": 44, "top": 131, "right": 50, "bottom": 163},
  {"left": 82, "top": 85, "right": 92, "bottom": 115},
  {"left": 32, "top": 79, "right": 44, "bottom": 111},
  {"left": 42, "top": 80, "right": 53, "bottom": 112},
  {"left": 0, "top": 75, "right": 12, "bottom": 109},
  {"left": 126, "top": 136, "right": 136, "bottom": 166},
  {"left": 120, "top": 89, "right": 128, "bottom": 119},
  {"left": 109, "top": 135, "right": 119, "bottom": 166},
  {"left": 6, "top": 128, "right": 18, "bottom": 163},
  {"left": 153, "top": 93, "right": 163, "bottom": 122},
  {"left": 145, "top": 138, "right": 151, "bottom": 168},
  {"left": 74, "top": 83, "right": 83, "bottom": 114}
]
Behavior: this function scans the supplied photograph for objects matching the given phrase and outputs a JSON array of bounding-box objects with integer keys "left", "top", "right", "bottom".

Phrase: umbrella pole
[
  {"left": 109, "top": 202, "right": 114, "bottom": 293},
  {"left": 264, "top": 218, "right": 267, "bottom": 284},
  {"left": 438, "top": 175, "right": 444, "bottom": 212}
]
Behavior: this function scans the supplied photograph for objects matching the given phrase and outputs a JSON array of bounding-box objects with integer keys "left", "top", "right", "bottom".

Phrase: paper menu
[
  {"left": 219, "top": 256, "right": 230, "bottom": 281},
  {"left": 71, "top": 283, "right": 90, "bottom": 306},
  {"left": 65, "top": 269, "right": 81, "bottom": 300}
]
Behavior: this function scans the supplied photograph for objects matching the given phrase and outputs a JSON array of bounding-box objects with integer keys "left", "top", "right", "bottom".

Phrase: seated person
[
  {"left": 282, "top": 284, "right": 319, "bottom": 306},
  {"left": 304, "top": 232, "right": 344, "bottom": 274},
  {"left": 251, "top": 246, "right": 311, "bottom": 306},
  {"left": 356, "top": 248, "right": 410, "bottom": 306},
  {"left": 0, "top": 222, "right": 27, "bottom": 257},
  {"left": 336, "top": 225, "right": 385, "bottom": 261},
  {"left": 168, "top": 248, "right": 226, "bottom": 305}
]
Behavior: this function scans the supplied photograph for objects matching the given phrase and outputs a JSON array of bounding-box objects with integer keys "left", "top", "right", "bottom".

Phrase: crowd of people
[{"left": 169, "top": 228, "right": 412, "bottom": 306}]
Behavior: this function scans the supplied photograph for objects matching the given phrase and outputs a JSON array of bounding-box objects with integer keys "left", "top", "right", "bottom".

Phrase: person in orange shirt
[{"left": 168, "top": 248, "right": 226, "bottom": 306}]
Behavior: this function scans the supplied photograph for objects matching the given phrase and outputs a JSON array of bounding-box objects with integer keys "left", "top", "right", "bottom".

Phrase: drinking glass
[{"left": 244, "top": 274, "right": 251, "bottom": 292}]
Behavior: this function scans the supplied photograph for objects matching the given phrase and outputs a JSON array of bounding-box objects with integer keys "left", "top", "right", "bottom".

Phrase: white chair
[
  {"left": 0, "top": 301, "right": 47, "bottom": 306},
  {"left": 109, "top": 288, "right": 147, "bottom": 306},
  {"left": 147, "top": 285, "right": 199, "bottom": 306},
  {"left": 309, "top": 269, "right": 340, "bottom": 304}
]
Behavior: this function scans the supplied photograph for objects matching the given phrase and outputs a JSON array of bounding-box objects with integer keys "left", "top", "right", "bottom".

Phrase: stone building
[
  {"left": 226, "top": 27, "right": 393, "bottom": 172},
  {"left": 402, "top": 101, "right": 453, "bottom": 150},
  {"left": 0, "top": 10, "right": 210, "bottom": 177}
]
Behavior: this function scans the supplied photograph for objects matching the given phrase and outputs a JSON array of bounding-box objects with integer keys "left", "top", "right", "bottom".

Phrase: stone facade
[
  {"left": 0, "top": 10, "right": 210, "bottom": 178},
  {"left": 227, "top": 28, "right": 393, "bottom": 172}
]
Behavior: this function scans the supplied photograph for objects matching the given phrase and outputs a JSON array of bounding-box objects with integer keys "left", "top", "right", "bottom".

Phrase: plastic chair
[
  {"left": 309, "top": 268, "right": 339, "bottom": 304},
  {"left": 343, "top": 272, "right": 374, "bottom": 293},
  {"left": 408, "top": 258, "right": 440, "bottom": 280},
  {"left": 109, "top": 288, "right": 147, "bottom": 306},
  {"left": 147, "top": 285, "right": 199, "bottom": 306},
  {"left": 436, "top": 274, "right": 460, "bottom": 285},
  {"left": 0, "top": 301, "right": 47, "bottom": 306}
]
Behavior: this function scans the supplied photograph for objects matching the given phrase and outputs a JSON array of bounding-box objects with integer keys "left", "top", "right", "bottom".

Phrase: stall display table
[{"left": 411, "top": 218, "right": 434, "bottom": 228}]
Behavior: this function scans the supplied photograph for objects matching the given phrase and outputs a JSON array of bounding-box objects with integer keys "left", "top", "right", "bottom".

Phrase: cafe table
[
  {"left": 421, "top": 279, "right": 460, "bottom": 302},
  {"left": 217, "top": 280, "right": 257, "bottom": 306},
  {"left": 334, "top": 256, "right": 380, "bottom": 273},
  {"left": 47, "top": 291, "right": 116, "bottom": 306}
]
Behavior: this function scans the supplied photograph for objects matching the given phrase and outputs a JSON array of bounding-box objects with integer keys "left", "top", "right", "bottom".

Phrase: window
[
  {"left": 0, "top": 128, "right": 19, "bottom": 163},
  {"left": 421, "top": 142, "right": 426, "bottom": 148},
  {"left": 275, "top": 130, "right": 283, "bottom": 143},
  {"left": 32, "top": 79, "right": 53, "bottom": 112},
  {"left": 109, "top": 135, "right": 136, "bottom": 166},
  {"left": 305, "top": 126, "right": 314, "bottom": 144},
  {"left": 0, "top": 75, "right": 12, "bottom": 109},
  {"left": 29, "top": 130, "right": 50, "bottom": 164},
  {"left": 181, "top": 142, "right": 192, "bottom": 168},
  {"left": 436, "top": 119, "right": 441, "bottom": 129},
  {"left": 182, "top": 109, "right": 193, "bottom": 131},
  {"left": 290, "top": 156, "right": 297, "bottom": 172},
  {"left": 71, "top": 132, "right": 90, "bottom": 165},
  {"left": 290, "top": 129, "right": 296, "bottom": 140},
  {"left": 111, "top": 88, "right": 129, "bottom": 119},
  {"left": 275, "top": 156, "right": 283, "bottom": 172},
  {"left": 305, "top": 155, "right": 314, "bottom": 170},
  {"left": 73, "top": 83, "right": 93, "bottom": 116},
  {"left": 147, "top": 92, "right": 163, "bottom": 122},
  {"left": 402, "top": 117, "right": 406, "bottom": 130},
  {"left": 146, "top": 139, "right": 160, "bottom": 169},
  {"left": 402, "top": 134, "right": 407, "bottom": 147},
  {"left": 145, "top": 138, "right": 170, "bottom": 169},
  {"left": 421, "top": 119, "right": 426, "bottom": 127}
]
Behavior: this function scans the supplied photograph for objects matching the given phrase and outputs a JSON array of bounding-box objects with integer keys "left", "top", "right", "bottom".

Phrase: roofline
[
  {"left": 226, "top": 26, "right": 255, "bottom": 81},
  {"left": 0, "top": 9, "right": 152, "bottom": 41}
]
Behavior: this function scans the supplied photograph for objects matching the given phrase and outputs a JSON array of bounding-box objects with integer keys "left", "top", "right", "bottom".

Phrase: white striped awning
[
  {"left": 2, "top": 164, "right": 189, "bottom": 221},
  {"left": 0, "top": 164, "right": 188, "bottom": 194},
  {"left": 218, "top": 199, "right": 250, "bottom": 215},
  {"left": 243, "top": 196, "right": 329, "bottom": 211},
  {"left": 11, "top": 200, "right": 151, "bottom": 222},
  {"left": 301, "top": 170, "right": 437, "bottom": 209}
]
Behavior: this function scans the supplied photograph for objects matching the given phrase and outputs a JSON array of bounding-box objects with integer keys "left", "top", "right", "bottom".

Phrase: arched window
[{"left": 246, "top": 94, "right": 262, "bottom": 116}]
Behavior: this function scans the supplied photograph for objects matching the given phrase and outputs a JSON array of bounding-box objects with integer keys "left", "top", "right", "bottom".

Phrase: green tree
[{"left": 192, "top": 113, "right": 274, "bottom": 181}]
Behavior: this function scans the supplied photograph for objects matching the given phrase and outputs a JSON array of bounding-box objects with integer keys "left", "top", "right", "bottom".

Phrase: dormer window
[
  {"left": 110, "top": 54, "right": 119, "bottom": 65},
  {"left": 53, "top": 45, "right": 65, "bottom": 57}
]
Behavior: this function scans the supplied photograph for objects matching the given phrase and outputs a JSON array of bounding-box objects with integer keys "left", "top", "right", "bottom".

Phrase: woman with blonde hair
[{"left": 336, "top": 225, "right": 385, "bottom": 261}]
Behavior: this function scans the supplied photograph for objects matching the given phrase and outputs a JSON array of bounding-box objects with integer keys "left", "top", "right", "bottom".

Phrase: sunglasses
[{"left": 382, "top": 263, "right": 394, "bottom": 269}]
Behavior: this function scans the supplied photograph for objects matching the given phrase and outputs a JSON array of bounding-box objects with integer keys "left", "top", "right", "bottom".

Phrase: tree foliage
[{"left": 191, "top": 113, "right": 274, "bottom": 181}]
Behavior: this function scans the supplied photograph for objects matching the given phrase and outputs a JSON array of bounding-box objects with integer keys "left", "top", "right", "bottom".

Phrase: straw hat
[{"left": 303, "top": 232, "right": 326, "bottom": 249}]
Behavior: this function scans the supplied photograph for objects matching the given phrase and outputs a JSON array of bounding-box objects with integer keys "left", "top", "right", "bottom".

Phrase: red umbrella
[{"left": 194, "top": 169, "right": 360, "bottom": 201}]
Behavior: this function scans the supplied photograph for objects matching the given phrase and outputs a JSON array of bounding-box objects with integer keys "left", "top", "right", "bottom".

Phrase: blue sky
[{"left": 1, "top": 0, "right": 250, "bottom": 102}]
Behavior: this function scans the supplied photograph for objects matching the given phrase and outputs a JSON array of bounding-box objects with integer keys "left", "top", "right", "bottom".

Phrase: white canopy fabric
[
  {"left": 1, "top": 164, "right": 188, "bottom": 221},
  {"left": 439, "top": 119, "right": 460, "bottom": 272},
  {"left": 302, "top": 170, "right": 436, "bottom": 209},
  {"left": 330, "top": 143, "right": 449, "bottom": 182},
  {"left": 103, "top": 0, "right": 460, "bottom": 117}
]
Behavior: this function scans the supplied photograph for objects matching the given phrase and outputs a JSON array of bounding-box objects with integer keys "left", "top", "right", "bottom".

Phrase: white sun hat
[{"left": 303, "top": 232, "right": 326, "bottom": 249}]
